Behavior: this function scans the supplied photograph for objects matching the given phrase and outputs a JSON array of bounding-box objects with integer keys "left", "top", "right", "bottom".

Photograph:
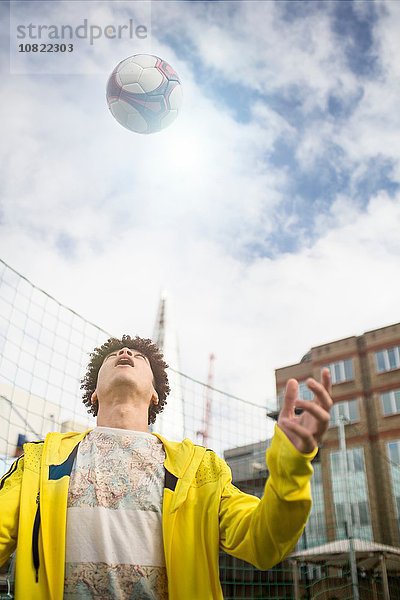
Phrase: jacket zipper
[
  {"left": 30, "top": 441, "right": 81, "bottom": 586},
  {"left": 32, "top": 492, "right": 41, "bottom": 583}
]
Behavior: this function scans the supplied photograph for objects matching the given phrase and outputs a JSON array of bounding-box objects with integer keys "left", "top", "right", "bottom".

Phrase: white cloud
[
  {"left": 154, "top": 1, "right": 359, "bottom": 112},
  {"left": 2, "top": 190, "right": 398, "bottom": 412},
  {"left": 1, "top": 32, "right": 290, "bottom": 262}
]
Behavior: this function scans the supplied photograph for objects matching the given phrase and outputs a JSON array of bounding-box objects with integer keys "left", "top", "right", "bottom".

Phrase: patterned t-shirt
[{"left": 64, "top": 427, "right": 168, "bottom": 599}]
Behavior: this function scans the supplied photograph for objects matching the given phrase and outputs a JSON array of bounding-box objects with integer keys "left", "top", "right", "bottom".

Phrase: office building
[{"left": 274, "top": 322, "right": 400, "bottom": 548}]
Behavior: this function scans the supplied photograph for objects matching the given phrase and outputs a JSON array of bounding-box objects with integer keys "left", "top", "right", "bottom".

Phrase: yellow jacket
[{"left": 0, "top": 425, "right": 316, "bottom": 599}]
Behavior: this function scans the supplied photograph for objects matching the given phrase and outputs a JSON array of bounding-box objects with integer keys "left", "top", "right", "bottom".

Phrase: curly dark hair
[{"left": 80, "top": 334, "right": 170, "bottom": 425}]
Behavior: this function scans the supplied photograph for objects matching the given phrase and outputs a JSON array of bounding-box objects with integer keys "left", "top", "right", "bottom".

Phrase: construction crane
[{"left": 197, "top": 353, "right": 215, "bottom": 447}]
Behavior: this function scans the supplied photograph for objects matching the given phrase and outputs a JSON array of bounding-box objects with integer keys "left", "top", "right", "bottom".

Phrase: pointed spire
[
  {"left": 153, "top": 289, "right": 168, "bottom": 351},
  {"left": 152, "top": 291, "right": 185, "bottom": 440}
]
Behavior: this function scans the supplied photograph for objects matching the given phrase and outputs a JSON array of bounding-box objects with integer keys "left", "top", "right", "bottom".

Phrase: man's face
[{"left": 94, "top": 346, "right": 157, "bottom": 405}]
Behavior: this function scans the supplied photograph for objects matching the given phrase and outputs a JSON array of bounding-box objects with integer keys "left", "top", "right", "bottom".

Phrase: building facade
[{"left": 274, "top": 322, "right": 400, "bottom": 548}]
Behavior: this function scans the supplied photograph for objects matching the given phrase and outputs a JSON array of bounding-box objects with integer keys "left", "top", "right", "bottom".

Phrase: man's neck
[{"left": 96, "top": 401, "right": 149, "bottom": 432}]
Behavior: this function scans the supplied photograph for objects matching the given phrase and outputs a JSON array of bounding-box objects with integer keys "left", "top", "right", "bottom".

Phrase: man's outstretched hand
[{"left": 277, "top": 368, "right": 333, "bottom": 454}]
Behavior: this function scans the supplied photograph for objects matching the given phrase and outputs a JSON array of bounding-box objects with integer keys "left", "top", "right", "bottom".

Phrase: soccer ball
[{"left": 106, "top": 54, "right": 183, "bottom": 134}]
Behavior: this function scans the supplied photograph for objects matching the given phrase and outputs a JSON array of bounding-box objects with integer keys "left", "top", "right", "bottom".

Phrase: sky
[{"left": 1, "top": 0, "right": 400, "bottom": 411}]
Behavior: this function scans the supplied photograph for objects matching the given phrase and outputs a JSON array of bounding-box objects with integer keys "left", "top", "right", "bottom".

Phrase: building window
[
  {"left": 300, "top": 461, "right": 327, "bottom": 548},
  {"left": 299, "top": 381, "right": 313, "bottom": 401},
  {"left": 277, "top": 381, "right": 313, "bottom": 404},
  {"left": 381, "top": 389, "right": 400, "bottom": 416},
  {"left": 329, "top": 400, "right": 359, "bottom": 427},
  {"left": 375, "top": 346, "right": 400, "bottom": 373},
  {"left": 330, "top": 447, "right": 373, "bottom": 541},
  {"left": 325, "top": 359, "right": 354, "bottom": 384},
  {"left": 387, "top": 441, "right": 400, "bottom": 535}
]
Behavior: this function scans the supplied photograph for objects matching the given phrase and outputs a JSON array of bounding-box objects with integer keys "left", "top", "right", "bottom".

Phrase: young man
[{"left": 0, "top": 334, "right": 333, "bottom": 599}]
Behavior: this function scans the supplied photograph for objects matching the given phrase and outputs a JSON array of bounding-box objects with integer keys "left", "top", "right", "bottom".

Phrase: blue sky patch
[{"left": 331, "top": 1, "right": 381, "bottom": 78}]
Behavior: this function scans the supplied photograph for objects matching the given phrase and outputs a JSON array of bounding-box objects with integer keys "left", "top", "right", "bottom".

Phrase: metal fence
[{"left": 1, "top": 257, "right": 400, "bottom": 598}]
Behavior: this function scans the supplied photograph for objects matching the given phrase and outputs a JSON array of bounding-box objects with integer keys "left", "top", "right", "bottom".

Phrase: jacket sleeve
[
  {"left": 218, "top": 424, "right": 317, "bottom": 570},
  {"left": 0, "top": 455, "right": 24, "bottom": 568}
]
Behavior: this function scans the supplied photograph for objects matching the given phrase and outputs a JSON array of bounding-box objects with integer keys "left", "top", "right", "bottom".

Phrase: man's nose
[{"left": 118, "top": 347, "right": 133, "bottom": 357}]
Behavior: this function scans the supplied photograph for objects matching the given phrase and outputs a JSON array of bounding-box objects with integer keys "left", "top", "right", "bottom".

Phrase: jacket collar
[
  {"left": 41, "top": 429, "right": 207, "bottom": 513},
  {"left": 42, "top": 429, "right": 92, "bottom": 466},
  {"left": 42, "top": 429, "right": 207, "bottom": 477},
  {"left": 153, "top": 433, "right": 207, "bottom": 513}
]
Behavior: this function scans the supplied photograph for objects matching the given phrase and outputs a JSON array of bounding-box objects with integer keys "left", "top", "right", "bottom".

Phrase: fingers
[
  {"left": 278, "top": 418, "right": 316, "bottom": 454},
  {"left": 279, "top": 378, "right": 298, "bottom": 419},
  {"left": 278, "top": 369, "right": 334, "bottom": 454},
  {"left": 295, "top": 399, "right": 330, "bottom": 431},
  {"left": 321, "top": 367, "right": 332, "bottom": 396},
  {"left": 306, "top": 374, "right": 333, "bottom": 412}
]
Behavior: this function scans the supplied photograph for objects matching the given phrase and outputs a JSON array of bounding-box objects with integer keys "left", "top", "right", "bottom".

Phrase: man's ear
[
  {"left": 91, "top": 391, "right": 98, "bottom": 405},
  {"left": 151, "top": 392, "right": 159, "bottom": 405}
]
